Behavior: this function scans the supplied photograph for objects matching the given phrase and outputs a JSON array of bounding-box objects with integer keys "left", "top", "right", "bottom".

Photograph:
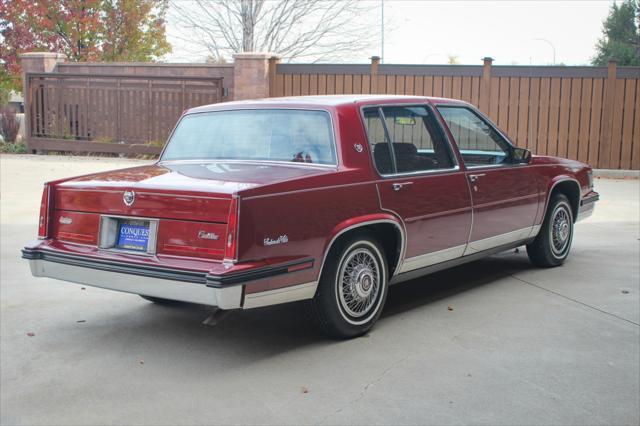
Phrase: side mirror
[{"left": 512, "top": 147, "right": 532, "bottom": 164}]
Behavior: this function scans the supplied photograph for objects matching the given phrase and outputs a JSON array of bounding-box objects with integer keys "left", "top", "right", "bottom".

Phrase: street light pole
[
  {"left": 533, "top": 38, "right": 556, "bottom": 65},
  {"left": 381, "top": 0, "right": 385, "bottom": 63}
]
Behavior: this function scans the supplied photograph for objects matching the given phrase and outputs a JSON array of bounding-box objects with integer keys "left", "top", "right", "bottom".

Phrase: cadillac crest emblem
[{"left": 123, "top": 190, "right": 135, "bottom": 206}]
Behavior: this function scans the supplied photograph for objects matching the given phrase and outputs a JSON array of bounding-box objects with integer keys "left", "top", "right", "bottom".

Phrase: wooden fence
[
  {"left": 21, "top": 54, "right": 639, "bottom": 168},
  {"left": 25, "top": 72, "right": 223, "bottom": 155},
  {"left": 272, "top": 59, "right": 640, "bottom": 170}
]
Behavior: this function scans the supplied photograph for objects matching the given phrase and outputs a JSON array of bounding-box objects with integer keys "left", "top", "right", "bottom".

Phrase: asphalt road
[{"left": 1, "top": 154, "right": 638, "bottom": 426}]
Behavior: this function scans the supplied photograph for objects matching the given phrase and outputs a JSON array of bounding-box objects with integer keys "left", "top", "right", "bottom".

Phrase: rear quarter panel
[{"left": 237, "top": 176, "right": 385, "bottom": 294}]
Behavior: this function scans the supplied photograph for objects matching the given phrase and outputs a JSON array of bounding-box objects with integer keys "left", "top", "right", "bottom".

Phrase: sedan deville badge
[{"left": 263, "top": 235, "right": 289, "bottom": 246}]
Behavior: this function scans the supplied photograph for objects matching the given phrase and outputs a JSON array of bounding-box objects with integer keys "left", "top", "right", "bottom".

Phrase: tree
[
  {"left": 0, "top": 0, "right": 172, "bottom": 95},
  {"left": 0, "top": 63, "right": 16, "bottom": 105},
  {"left": 169, "top": 0, "right": 374, "bottom": 62},
  {"left": 592, "top": 0, "right": 640, "bottom": 66},
  {"left": 101, "top": 0, "right": 171, "bottom": 62}
]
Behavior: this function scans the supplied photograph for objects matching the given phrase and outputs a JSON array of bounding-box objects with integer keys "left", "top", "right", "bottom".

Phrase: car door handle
[
  {"left": 468, "top": 174, "right": 486, "bottom": 182},
  {"left": 392, "top": 182, "right": 413, "bottom": 191}
]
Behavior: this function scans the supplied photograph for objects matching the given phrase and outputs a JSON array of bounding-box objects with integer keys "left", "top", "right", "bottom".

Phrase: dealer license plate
[{"left": 116, "top": 220, "right": 150, "bottom": 252}]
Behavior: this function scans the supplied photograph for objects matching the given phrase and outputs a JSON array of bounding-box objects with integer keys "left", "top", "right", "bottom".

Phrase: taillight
[
  {"left": 38, "top": 184, "right": 51, "bottom": 239},
  {"left": 224, "top": 196, "right": 239, "bottom": 261}
]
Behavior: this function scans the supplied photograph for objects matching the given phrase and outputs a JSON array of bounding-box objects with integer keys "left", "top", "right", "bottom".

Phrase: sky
[{"left": 166, "top": 0, "right": 617, "bottom": 66}]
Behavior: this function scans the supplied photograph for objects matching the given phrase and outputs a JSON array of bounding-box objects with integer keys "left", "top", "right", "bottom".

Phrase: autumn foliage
[{"left": 0, "top": 0, "right": 172, "bottom": 95}]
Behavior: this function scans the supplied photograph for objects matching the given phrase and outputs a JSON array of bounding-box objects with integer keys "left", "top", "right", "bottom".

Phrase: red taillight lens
[
  {"left": 38, "top": 184, "right": 51, "bottom": 239},
  {"left": 224, "top": 196, "right": 239, "bottom": 261}
]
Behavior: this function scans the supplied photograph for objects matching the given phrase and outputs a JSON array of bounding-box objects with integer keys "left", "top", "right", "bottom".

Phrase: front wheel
[
  {"left": 311, "top": 234, "right": 388, "bottom": 339},
  {"left": 527, "top": 193, "right": 574, "bottom": 267}
]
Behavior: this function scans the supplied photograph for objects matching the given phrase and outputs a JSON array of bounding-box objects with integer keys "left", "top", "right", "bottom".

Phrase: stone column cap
[
  {"left": 19, "top": 52, "right": 67, "bottom": 60},
  {"left": 233, "top": 52, "right": 280, "bottom": 60}
]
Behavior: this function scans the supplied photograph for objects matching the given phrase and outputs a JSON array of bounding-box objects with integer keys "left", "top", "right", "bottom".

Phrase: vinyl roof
[{"left": 189, "top": 95, "right": 468, "bottom": 113}]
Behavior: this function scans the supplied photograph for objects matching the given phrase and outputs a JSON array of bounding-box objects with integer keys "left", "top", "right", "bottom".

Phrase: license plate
[{"left": 116, "top": 221, "right": 150, "bottom": 252}]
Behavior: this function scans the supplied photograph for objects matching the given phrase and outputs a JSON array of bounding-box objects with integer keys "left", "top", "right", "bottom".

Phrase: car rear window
[{"left": 161, "top": 109, "right": 337, "bottom": 165}]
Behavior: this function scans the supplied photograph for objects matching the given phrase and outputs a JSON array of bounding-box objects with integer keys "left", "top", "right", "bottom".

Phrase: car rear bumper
[
  {"left": 577, "top": 191, "right": 599, "bottom": 222},
  {"left": 22, "top": 246, "right": 316, "bottom": 309}
]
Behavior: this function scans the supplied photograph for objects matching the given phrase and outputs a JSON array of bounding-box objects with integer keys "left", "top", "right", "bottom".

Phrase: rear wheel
[
  {"left": 311, "top": 233, "right": 388, "bottom": 339},
  {"left": 527, "top": 193, "right": 574, "bottom": 267}
]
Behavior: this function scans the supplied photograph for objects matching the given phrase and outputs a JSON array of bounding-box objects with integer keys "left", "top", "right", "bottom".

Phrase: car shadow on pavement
[
  {"left": 110, "top": 249, "right": 536, "bottom": 355},
  {"left": 8, "top": 235, "right": 537, "bottom": 368},
  {"left": 382, "top": 249, "right": 535, "bottom": 318}
]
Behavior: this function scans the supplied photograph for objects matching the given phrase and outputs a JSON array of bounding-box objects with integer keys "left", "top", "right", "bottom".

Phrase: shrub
[
  {"left": 0, "top": 141, "right": 27, "bottom": 154},
  {"left": 0, "top": 107, "right": 20, "bottom": 143}
]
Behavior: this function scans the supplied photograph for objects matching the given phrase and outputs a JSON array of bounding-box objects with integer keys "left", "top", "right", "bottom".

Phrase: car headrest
[
  {"left": 392, "top": 143, "right": 418, "bottom": 157},
  {"left": 373, "top": 143, "right": 393, "bottom": 174}
]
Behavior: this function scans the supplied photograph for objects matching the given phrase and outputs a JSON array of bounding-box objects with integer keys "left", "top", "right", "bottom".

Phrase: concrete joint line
[
  {"left": 320, "top": 354, "right": 411, "bottom": 424},
  {"left": 511, "top": 275, "right": 639, "bottom": 327}
]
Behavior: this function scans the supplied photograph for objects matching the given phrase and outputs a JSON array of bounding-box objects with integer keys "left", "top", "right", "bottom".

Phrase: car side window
[
  {"left": 437, "top": 106, "right": 510, "bottom": 167},
  {"left": 363, "top": 106, "right": 454, "bottom": 175}
]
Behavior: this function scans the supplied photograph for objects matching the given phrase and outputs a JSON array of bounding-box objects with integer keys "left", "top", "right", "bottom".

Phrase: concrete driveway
[{"left": 1, "top": 154, "right": 638, "bottom": 426}]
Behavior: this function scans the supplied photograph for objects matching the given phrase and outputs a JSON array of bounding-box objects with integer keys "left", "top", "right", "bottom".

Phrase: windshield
[{"left": 161, "top": 109, "right": 337, "bottom": 165}]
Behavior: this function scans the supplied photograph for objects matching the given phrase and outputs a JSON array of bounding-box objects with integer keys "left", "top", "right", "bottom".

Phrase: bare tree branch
[{"left": 169, "top": 0, "right": 375, "bottom": 63}]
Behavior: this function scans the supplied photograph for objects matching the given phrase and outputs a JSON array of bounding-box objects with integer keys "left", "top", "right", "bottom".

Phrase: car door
[
  {"left": 437, "top": 105, "right": 539, "bottom": 255},
  {"left": 362, "top": 105, "right": 472, "bottom": 274}
]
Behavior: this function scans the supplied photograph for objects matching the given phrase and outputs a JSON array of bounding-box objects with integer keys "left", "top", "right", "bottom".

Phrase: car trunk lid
[{"left": 49, "top": 161, "right": 332, "bottom": 261}]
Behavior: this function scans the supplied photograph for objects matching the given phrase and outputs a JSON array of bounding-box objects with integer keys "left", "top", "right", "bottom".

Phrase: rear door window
[{"left": 363, "top": 105, "right": 455, "bottom": 175}]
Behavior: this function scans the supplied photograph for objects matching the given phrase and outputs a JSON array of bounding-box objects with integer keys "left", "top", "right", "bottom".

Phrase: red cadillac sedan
[{"left": 23, "top": 95, "right": 599, "bottom": 338}]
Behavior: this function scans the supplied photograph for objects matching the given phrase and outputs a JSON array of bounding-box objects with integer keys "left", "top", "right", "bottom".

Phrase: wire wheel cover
[
  {"left": 551, "top": 205, "right": 571, "bottom": 255},
  {"left": 338, "top": 248, "right": 381, "bottom": 318}
]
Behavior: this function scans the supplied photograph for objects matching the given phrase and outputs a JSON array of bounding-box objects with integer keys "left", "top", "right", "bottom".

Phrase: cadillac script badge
[{"left": 198, "top": 230, "right": 219, "bottom": 240}]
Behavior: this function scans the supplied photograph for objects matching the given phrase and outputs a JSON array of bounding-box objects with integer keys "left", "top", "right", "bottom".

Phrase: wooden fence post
[
  {"left": 370, "top": 56, "right": 380, "bottom": 94},
  {"left": 268, "top": 56, "right": 280, "bottom": 97},
  {"left": 598, "top": 59, "right": 618, "bottom": 169},
  {"left": 115, "top": 79, "right": 121, "bottom": 141},
  {"left": 479, "top": 57, "right": 493, "bottom": 114},
  {"left": 147, "top": 80, "right": 152, "bottom": 143}
]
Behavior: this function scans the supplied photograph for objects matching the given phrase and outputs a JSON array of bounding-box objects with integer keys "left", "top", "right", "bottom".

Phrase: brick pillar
[
  {"left": 19, "top": 52, "right": 67, "bottom": 152},
  {"left": 233, "top": 52, "right": 279, "bottom": 100},
  {"left": 19, "top": 52, "right": 67, "bottom": 97}
]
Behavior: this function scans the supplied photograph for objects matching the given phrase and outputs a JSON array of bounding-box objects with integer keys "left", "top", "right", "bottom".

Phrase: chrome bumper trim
[
  {"left": 27, "top": 258, "right": 243, "bottom": 309},
  {"left": 577, "top": 205, "right": 595, "bottom": 222},
  {"left": 243, "top": 281, "right": 318, "bottom": 309},
  {"left": 577, "top": 192, "right": 598, "bottom": 222}
]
